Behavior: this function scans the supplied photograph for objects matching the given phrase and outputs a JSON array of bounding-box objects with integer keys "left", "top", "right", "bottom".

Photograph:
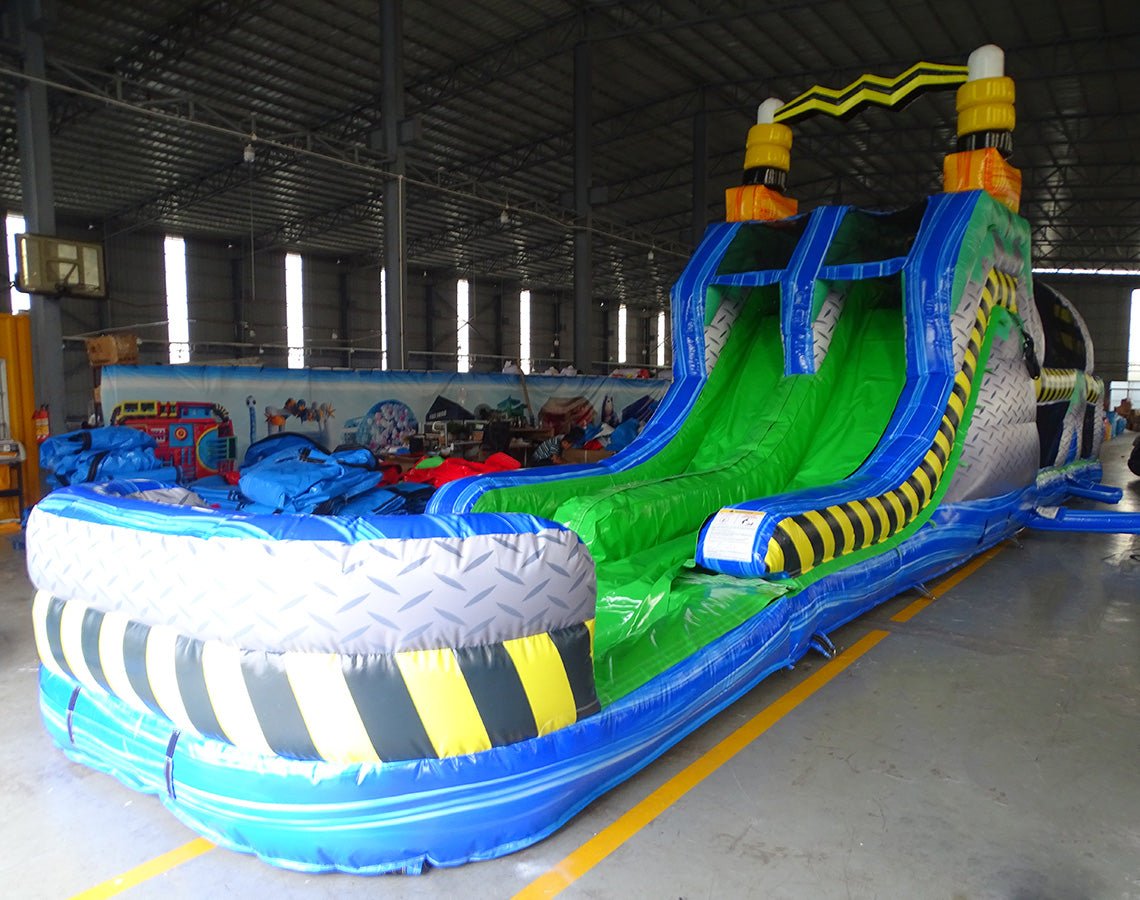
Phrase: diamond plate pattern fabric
[
  {"left": 704, "top": 294, "right": 743, "bottom": 375},
  {"left": 26, "top": 508, "right": 596, "bottom": 655},
  {"left": 950, "top": 279, "right": 981, "bottom": 372},
  {"left": 811, "top": 290, "right": 845, "bottom": 371},
  {"left": 943, "top": 327, "right": 1039, "bottom": 503}
]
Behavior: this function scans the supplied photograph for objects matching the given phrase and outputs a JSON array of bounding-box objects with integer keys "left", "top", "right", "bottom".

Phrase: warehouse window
[
  {"left": 457, "top": 278, "right": 470, "bottom": 372},
  {"left": 617, "top": 303, "right": 628, "bottom": 364},
  {"left": 657, "top": 310, "right": 666, "bottom": 368},
  {"left": 519, "top": 289, "right": 531, "bottom": 374},
  {"left": 163, "top": 236, "right": 190, "bottom": 364},
  {"left": 286, "top": 252, "right": 304, "bottom": 369},
  {"left": 1131, "top": 288, "right": 1140, "bottom": 380},
  {"left": 380, "top": 267, "right": 388, "bottom": 370},
  {"left": 6, "top": 214, "right": 29, "bottom": 314}
]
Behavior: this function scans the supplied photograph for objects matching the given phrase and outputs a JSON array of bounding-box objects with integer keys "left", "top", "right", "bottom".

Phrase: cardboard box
[
  {"left": 85, "top": 333, "right": 139, "bottom": 367},
  {"left": 563, "top": 448, "right": 614, "bottom": 464}
]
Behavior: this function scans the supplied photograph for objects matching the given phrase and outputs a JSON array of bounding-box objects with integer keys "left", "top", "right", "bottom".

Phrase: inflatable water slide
[{"left": 27, "top": 46, "right": 1139, "bottom": 874}]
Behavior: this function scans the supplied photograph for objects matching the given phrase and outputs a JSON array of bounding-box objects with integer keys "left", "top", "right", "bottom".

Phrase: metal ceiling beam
[
  {"left": 255, "top": 191, "right": 383, "bottom": 251},
  {"left": 0, "top": 0, "right": 273, "bottom": 168},
  {"left": 382, "top": 0, "right": 407, "bottom": 370}
]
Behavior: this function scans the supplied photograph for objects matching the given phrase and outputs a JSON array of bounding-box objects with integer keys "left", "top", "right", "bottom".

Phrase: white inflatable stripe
[
  {"left": 285, "top": 652, "right": 381, "bottom": 764},
  {"left": 200, "top": 641, "right": 274, "bottom": 757},
  {"left": 144, "top": 625, "right": 194, "bottom": 732},
  {"left": 58, "top": 598, "right": 96, "bottom": 689},
  {"left": 97, "top": 610, "right": 147, "bottom": 713}
]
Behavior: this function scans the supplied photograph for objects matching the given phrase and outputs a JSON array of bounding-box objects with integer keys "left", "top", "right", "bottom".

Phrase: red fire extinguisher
[{"left": 33, "top": 404, "right": 50, "bottom": 444}]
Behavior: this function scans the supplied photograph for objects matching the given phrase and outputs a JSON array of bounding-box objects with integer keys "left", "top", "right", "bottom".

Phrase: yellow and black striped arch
[
  {"left": 33, "top": 591, "right": 599, "bottom": 764},
  {"left": 774, "top": 61, "right": 969, "bottom": 124},
  {"left": 762, "top": 269, "right": 1018, "bottom": 578}
]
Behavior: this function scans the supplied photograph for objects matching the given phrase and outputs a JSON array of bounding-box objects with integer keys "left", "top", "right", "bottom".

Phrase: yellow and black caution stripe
[
  {"left": 774, "top": 61, "right": 969, "bottom": 124},
  {"left": 32, "top": 591, "right": 599, "bottom": 764},
  {"left": 762, "top": 269, "right": 1018, "bottom": 578},
  {"left": 1034, "top": 367, "right": 1104, "bottom": 404}
]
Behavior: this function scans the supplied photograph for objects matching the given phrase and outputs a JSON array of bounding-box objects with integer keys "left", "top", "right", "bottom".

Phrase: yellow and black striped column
[{"left": 762, "top": 269, "right": 1018, "bottom": 577}]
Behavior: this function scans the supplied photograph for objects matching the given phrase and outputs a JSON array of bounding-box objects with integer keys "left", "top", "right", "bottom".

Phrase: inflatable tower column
[
  {"left": 725, "top": 97, "right": 799, "bottom": 221},
  {"left": 943, "top": 44, "right": 1022, "bottom": 212}
]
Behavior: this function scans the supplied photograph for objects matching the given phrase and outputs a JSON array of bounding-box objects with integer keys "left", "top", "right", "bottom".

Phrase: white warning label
[{"left": 703, "top": 509, "right": 765, "bottom": 563}]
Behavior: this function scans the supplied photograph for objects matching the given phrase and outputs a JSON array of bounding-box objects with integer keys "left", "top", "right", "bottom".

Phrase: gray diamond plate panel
[
  {"left": 704, "top": 294, "right": 743, "bottom": 375},
  {"left": 26, "top": 510, "right": 596, "bottom": 655},
  {"left": 812, "top": 290, "right": 845, "bottom": 371},
  {"left": 944, "top": 327, "right": 1039, "bottom": 504}
]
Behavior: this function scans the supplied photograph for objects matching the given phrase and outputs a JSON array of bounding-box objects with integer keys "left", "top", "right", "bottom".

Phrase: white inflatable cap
[
  {"left": 967, "top": 45, "right": 1005, "bottom": 81},
  {"left": 756, "top": 97, "right": 783, "bottom": 124}
]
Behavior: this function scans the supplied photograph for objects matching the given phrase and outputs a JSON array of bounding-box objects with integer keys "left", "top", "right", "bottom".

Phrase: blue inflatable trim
[
  {"left": 1026, "top": 508, "right": 1140, "bottom": 533},
  {"left": 36, "top": 480, "right": 570, "bottom": 544},
  {"left": 38, "top": 479, "right": 1066, "bottom": 875},
  {"left": 1061, "top": 477, "right": 1123, "bottom": 504}
]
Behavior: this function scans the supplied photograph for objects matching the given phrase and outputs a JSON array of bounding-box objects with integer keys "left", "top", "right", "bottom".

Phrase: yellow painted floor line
[
  {"left": 891, "top": 542, "right": 1007, "bottom": 623},
  {"left": 513, "top": 629, "right": 890, "bottom": 900},
  {"left": 70, "top": 837, "right": 214, "bottom": 899}
]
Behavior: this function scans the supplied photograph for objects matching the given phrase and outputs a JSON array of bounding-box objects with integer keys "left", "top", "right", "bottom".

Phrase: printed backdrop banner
[{"left": 101, "top": 365, "right": 671, "bottom": 459}]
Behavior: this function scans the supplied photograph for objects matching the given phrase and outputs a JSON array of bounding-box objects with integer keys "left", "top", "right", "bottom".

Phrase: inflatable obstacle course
[{"left": 28, "top": 45, "right": 1140, "bottom": 874}]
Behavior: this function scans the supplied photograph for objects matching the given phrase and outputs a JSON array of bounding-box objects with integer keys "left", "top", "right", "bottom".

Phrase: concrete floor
[{"left": 1, "top": 439, "right": 1137, "bottom": 899}]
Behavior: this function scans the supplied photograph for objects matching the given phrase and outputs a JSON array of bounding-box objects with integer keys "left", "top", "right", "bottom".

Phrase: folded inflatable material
[
  {"left": 242, "top": 431, "right": 328, "bottom": 467},
  {"left": 40, "top": 425, "right": 156, "bottom": 470},
  {"left": 41, "top": 427, "right": 174, "bottom": 487},
  {"left": 238, "top": 445, "right": 381, "bottom": 513}
]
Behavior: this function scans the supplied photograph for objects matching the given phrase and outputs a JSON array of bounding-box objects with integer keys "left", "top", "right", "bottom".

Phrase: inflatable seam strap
[
  {"left": 1034, "top": 368, "right": 1103, "bottom": 404},
  {"left": 33, "top": 591, "right": 599, "bottom": 764},
  {"left": 761, "top": 268, "right": 1018, "bottom": 578}
]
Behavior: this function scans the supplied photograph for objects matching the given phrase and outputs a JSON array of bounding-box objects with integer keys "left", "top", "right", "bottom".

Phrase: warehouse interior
[{"left": 0, "top": 0, "right": 1138, "bottom": 896}]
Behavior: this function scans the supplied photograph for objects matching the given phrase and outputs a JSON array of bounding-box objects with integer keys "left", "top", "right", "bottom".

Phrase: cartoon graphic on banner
[
  {"left": 346, "top": 400, "right": 419, "bottom": 451},
  {"left": 108, "top": 400, "right": 237, "bottom": 481},
  {"left": 99, "top": 366, "right": 670, "bottom": 460}
]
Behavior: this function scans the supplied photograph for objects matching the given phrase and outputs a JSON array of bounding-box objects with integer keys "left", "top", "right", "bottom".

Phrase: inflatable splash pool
[{"left": 27, "top": 47, "right": 1140, "bottom": 874}]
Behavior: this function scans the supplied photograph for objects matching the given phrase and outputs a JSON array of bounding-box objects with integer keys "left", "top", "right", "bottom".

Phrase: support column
[
  {"left": 14, "top": 0, "right": 66, "bottom": 433},
  {"left": 572, "top": 39, "right": 592, "bottom": 374},
  {"left": 338, "top": 271, "right": 352, "bottom": 368},
  {"left": 381, "top": 0, "right": 406, "bottom": 370},
  {"left": 692, "top": 90, "right": 708, "bottom": 247},
  {"left": 423, "top": 279, "right": 435, "bottom": 370},
  {"left": 230, "top": 255, "right": 245, "bottom": 357},
  {"left": 493, "top": 288, "right": 504, "bottom": 361},
  {"left": 0, "top": 213, "right": 8, "bottom": 305}
]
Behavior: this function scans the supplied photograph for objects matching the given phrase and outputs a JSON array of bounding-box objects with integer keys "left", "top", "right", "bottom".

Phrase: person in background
[{"left": 530, "top": 426, "right": 585, "bottom": 466}]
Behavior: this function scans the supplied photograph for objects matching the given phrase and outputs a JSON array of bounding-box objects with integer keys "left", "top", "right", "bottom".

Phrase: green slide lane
[
  {"left": 477, "top": 278, "right": 906, "bottom": 704},
  {"left": 592, "top": 279, "right": 905, "bottom": 702}
]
